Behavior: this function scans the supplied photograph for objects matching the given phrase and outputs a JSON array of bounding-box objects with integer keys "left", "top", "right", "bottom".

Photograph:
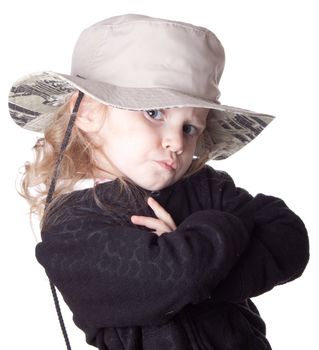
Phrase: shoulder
[
  {"left": 42, "top": 186, "right": 103, "bottom": 233},
  {"left": 176, "top": 164, "right": 241, "bottom": 210},
  {"left": 186, "top": 164, "right": 237, "bottom": 192}
]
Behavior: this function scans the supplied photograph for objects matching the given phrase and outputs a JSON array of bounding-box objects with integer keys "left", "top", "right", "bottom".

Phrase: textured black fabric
[{"left": 35, "top": 165, "right": 309, "bottom": 349}]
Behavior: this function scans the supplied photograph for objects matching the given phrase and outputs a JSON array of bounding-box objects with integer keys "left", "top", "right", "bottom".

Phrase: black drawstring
[{"left": 43, "top": 90, "right": 84, "bottom": 350}]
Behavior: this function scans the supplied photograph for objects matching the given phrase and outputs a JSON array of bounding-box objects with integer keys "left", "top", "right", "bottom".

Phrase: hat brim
[{"left": 8, "top": 71, "right": 275, "bottom": 160}]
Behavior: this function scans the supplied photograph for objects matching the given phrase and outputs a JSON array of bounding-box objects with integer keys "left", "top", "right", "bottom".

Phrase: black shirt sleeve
[
  {"left": 35, "top": 202, "right": 251, "bottom": 328},
  {"left": 201, "top": 167, "right": 310, "bottom": 302}
]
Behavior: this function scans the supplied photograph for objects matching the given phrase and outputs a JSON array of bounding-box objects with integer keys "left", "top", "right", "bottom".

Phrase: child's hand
[{"left": 131, "top": 197, "right": 177, "bottom": 236}]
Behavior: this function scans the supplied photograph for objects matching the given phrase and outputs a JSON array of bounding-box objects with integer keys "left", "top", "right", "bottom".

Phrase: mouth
[{"left": 155, "top": 161, "right": 176, "bottom": 171}]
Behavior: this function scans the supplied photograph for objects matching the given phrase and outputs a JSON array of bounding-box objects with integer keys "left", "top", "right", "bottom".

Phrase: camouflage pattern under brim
[{"left": 8, "top": 71, "right": 275, "bottom": 160}]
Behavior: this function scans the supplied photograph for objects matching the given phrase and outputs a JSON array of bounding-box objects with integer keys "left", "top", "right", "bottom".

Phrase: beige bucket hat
[{"left": 8, "top": 13, "right": 275, "bottom": 160}]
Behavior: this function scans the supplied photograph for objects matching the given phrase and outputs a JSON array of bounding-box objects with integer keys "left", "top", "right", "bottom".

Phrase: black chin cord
[{"left": 42, "top": 91, "right": 84, "bottom": 350}]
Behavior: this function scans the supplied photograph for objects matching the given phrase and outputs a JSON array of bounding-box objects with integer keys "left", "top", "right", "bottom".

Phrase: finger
[
  {"left": 131, "top": 215, "right": 171, "bottom": 233},
  {"left": 147, "top": 197, "right": 176, "bottom": 230}
]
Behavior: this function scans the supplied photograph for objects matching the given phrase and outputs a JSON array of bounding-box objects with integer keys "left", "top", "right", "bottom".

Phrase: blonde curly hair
[{"left": 17, "top": 92, "right": 210, "bottom": 232}]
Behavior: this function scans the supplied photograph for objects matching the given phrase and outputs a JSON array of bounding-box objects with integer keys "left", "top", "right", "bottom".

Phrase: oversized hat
[{"left": 8, "top": 13, "right": 275, "bottom": 160}]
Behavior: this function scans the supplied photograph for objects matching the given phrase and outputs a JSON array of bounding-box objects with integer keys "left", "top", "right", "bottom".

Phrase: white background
[{"left": 1, "top": 0, "right": 318, "bottom": 349}]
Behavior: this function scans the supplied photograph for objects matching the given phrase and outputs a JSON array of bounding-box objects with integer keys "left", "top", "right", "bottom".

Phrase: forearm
[
  {"left": 210, "top": 194, "right": 309, "bottom": 302},
  {"left": 36, "top": 208, "right": 250, "bottom": 328}
]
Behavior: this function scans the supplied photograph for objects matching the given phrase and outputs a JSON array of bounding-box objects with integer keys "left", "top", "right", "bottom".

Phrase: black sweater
[{"left": 35, "top": 165, "right": 309, "bottom": 349}]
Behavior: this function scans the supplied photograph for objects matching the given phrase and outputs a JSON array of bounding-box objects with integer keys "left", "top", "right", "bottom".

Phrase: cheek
[
  {"left": 110, "top": 132, "right": 153, "bottom": 161},
  {"left": 185, "top": 137, "right": 198, "bottom": 153},
  {"left": 129, "top": 126, "right": 159, "bottom": 147}
]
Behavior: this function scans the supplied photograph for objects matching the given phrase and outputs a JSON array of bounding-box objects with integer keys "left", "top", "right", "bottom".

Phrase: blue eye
[
  {"left": 144, "top": 109, "right": 163, "bottom": 119},
  {"left": 183, "top": 124, "right": 198, "bottom": 136},
  {"left": 144, "top": 109, "right": 199, "bottom": 136}
]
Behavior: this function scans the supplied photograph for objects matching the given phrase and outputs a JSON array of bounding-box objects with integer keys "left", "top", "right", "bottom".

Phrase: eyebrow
[
  {"left": 185, "top": 117, "right": 207, "bottom": 129},
  {"left": 189, "top": 120, "right": 206, "bottom": 129},
  {"left": 160, "top": 108, "right": 207, "bottom": 127}
]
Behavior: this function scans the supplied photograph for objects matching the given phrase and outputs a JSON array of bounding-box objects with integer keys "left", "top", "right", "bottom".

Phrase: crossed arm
[{"left": 35, "top": 170, "right": 309, "bottom": 328}]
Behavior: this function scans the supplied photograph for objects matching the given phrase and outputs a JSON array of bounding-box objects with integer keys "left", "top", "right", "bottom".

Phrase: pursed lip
[{"left": 156, "top": 160, "right": 177, "bottom": 170}]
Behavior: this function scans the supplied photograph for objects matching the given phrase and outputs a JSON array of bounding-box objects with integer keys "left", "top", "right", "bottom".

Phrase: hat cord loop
[{"left": 42, "top": 91, "right": 84, "bottom": 350}]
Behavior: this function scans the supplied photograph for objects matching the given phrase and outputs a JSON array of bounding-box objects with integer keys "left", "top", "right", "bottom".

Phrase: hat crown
[
  {"left": 9, "top": 13, "right": 275, "bottom": 160},
  {"left": 71, "top": 14, "right": 225, "bottom": 102}
]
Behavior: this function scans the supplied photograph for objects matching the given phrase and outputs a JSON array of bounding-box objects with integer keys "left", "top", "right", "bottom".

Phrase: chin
[
  {"left": 135, "top": 179, "right": 170, "bottom": 192},
  {"left": 131, "top": 170, "right": 182, "bottom": 191},
  {"left": 140, "top": 184, "right": 166, "bottom": 191}
]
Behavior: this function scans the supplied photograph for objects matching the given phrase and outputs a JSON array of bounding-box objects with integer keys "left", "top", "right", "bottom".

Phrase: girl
[{"left": 9, "top": 13, "right": 309, "bottom": 350}]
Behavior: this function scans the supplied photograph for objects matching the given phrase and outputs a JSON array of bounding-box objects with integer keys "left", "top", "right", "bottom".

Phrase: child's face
[{"left": 93, "top": 106, "right": 209, "bottom": 191}]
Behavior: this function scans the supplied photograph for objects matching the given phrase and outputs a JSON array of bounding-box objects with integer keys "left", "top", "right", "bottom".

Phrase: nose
[{"left": 162, "top": 129, "right": 184, "bottom": 155}]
